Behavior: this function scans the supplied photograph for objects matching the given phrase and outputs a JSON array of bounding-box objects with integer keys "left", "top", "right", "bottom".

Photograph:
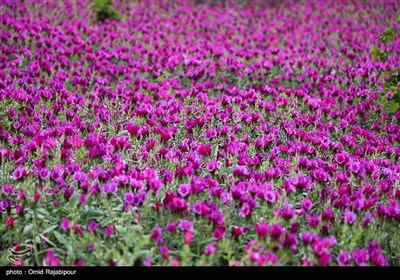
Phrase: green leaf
[
  {"left": 397, "top": 14, "right": 400, "bottom": 23},
  {"left": 67, "top": 194, "right": 79, "bottom": 209},
  {"left": 22, "top": 224, "right": 34, "bottom": 237},
  {"left": 379, "top": 95, "right": 388, "bottom": 106},
  {"left": 378, "top": 28, "right": 395, "bottom": 43},
  {"left": 41, "top": 225, "right": 58, "bottom": 235},
  {"left": 378, "top": 52, "right": 388, "bottom": 63},
  {"left": 371, "top": 47, "right": 381, "bottom": 58},
  {"left": 388, "top": 101, "right": 400, "bottom": 113},
  {"left": 54, "top": 231, "right": 68, "bottom": 245}
]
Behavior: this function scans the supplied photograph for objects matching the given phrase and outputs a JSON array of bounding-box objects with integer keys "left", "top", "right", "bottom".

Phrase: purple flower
[
  {"left": 344, "top": 209, "right": 357, "bottom": 225},
  {"left": 179, "top": 219, "right": 194, "bottom": 232},
  {"left": 12, "top": 167, "right": 27, "bottom": 181},
  {"left": 206, "top": 161, "right": 219, "bottom": 173},
  {"left": 254, "top": 222, "right": 269, "bottom": 239},
  {"left": 79, "top": 194, "right": 87, "bottom": 205},
  {"left": 39, "top": 168, "right": 50, "bottom": 180},
  {"left": 349, "top": 160, "right": 360, "bottom": 174},
  {"left": 60, "top": 218, "right": 70, "bottom": 232},
  {"left": 102, "top": 183, "right": 118, "bottom": 196},
  {"left": 45, "top": 250, "right": 61, "bottom": 266},
  {"left": 160, "top": 246, "right": 169, "bottom": 260},
  {"left": 205, "top": 243, "right": 217, "bottom": 256},
  {"left": 301, "top": 232, "right": 315, "bottom": 245},
  {"left": 105, "top": 226, "right": 114, "bottom": 237},
  {"left": 124, "top": 192, "right": 134, "bottom": 204},
  {"left": 150, "top": 225, "right": 163, "bottom": 245},
  {"left": 264, "top": 191, "right": 276, "bottom": 203},
  {"left": 212, "top": 226, "right": 226, "bottom": 241},
  {"left": 301, "top": 198, "right": 313, "bottom": 211},
  {"left": 270, "top": 224, "right": 284, "bottom": 240},
  {"left": 353, "top": 249, "right": 369, "bottom": 266},
  {"left": 177, "top": 184, "right": 191, "bottom": 197},
  {"left": 1, "top": 185, "right": 14, "bottom": 196},
  {"left": 87, "top": 244, "right": 95, "bottom": 251},
  {"left": 166, "top": 223, "right": 177, "bottom": 233},
  {"left": 239, "top": 203, "right": 251, "bottom": 218},
  {"left": 88, "top": 221, "right": 97, "bottom": 233},
  {"left": 362, "top": 212, "right": 374, "bottom": 227},
  {"left": 337, "top": 251, "right": 351, "bottom": 266},
  {"left": 312, "top": 169, "right": 328, "bottom": 182}
]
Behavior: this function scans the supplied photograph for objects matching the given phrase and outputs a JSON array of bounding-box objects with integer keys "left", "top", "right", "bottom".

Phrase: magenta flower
[
  {"left": 270, "top": 224, "right": 284, "bottom": 240},
  {"left": 6, "top": 216, "right": 14, "bottom": 228},
  {"left": 150, "top": 225, "right": 163, "bottom": 245},
  {"left": 337, "top": 251, "right": 351, "bottom": 266},
  {"left": 79, "top": 194, "right": 87, "bottom": 205},
  {"left": 12, "top": 167, "right": 27, "bottom": 181},
  {"left": 344, "top": 209, "right": 357, "bottom": 225},
  {"left": 179, "top": 219, "right": 194, "bottom": 232},
  {"left": 1, "top": 185, "right": 14, "bottom": 196},
  {"left": 124, "top": 192, "right": 134, "bottom": 204},
  {"left": 39, "top": 168, "right": 50, "bottom": 180},
  {"left": 143, "top": 258, "right": 152, "bottom": 267},
  {"left": 212, "top": 226, "right": 226, "bottom": 241},
  {"left": 205, "top": 243, "right": 217, "bottom": 257},
  {"left": 177, "top": 184, "right": 191, "bottom": 197},
  {"left": 88, "top": 221, "right": 97, "bottom": 233},
  {"left": 254, "top": 222, "right": 269, "bottom": 239},
  {"left": 45, "top": 250, "right": 61, "bottom": 266},
  {"left": 301, "top": 198, "right": 313, "bottom": 212},
  {"left": 166, "top": 223, "right": 177, "bottom": 233},
  {"left": 184, "top": 231, "right": 194, "bottom": 246},
  {"left": 102, "top": 183, "right": 118, "bottom": 196},
  {"left": 105, "top": 226, "right": 114, "bottom": 237},
  {"left": 353, "top": 249, "right": 370, "bottom": 266},
  {"left": 301, "top": 232, "right": 315, "bottom": 245},
  {"left": 60, "top": 218, "right": 70, "bottom": 232},
  {"left": 160, "top": 246, "right": 169, "bottom": 260},
  {"left": 206, "top": 161, "right": 219, "bottom": 173}
]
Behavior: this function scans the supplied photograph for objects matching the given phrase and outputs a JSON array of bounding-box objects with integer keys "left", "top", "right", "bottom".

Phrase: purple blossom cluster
[{"left": 0, "top": 0, "right": 400, "bottom": 266}]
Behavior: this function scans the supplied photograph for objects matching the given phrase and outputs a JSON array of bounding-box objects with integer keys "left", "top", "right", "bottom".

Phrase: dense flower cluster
[{"left": 0, "top": 0, "right": 399, "bottom": 266}]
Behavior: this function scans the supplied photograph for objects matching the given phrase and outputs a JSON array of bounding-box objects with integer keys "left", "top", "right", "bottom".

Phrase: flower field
[{"left": 1, "top": 0, "right": 400, "bottom": 266}]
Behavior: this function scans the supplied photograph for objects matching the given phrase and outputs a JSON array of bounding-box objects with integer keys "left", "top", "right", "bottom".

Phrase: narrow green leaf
[
  {"left": 54, "top": 231, "right": 68, "bottom": 245},
  {"left": 41, "top": 225, "right": 58, "bottom": 235}
]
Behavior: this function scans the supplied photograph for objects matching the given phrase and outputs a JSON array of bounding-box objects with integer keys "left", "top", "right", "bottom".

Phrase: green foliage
[
  {"left": 92, "top": 0, "right": 121, "bottom": 22},
  {"left": 378, "top": 27, "right": 395, "bottom": 43},
  {"left": 371, "top": 47, "right": 387, "bottom": 62},
  {"left": 372, "top": 17, "right": 400, "bottom": 114}
]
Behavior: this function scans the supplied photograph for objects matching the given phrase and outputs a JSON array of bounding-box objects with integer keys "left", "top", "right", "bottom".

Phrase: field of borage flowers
[{"left": 0, "top": 0, "right": 400, "bottom": 267}]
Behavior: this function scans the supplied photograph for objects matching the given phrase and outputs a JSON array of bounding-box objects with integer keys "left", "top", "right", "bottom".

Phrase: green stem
[{"left": 32, "top": 207, "right": 40, "bottom": 266}]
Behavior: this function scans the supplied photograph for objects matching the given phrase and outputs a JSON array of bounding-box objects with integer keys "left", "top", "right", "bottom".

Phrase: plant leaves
[
  {"left": 378, "top": 28, "right": 395, "bottom": 43},
  {"left": 388, "top": 101, "right": 400, "bottom": 113},
  {"left": 378, "top": 95, "right": 388, "bottom": 106},
  {"left": 378, "top": 52, "right": 388, "bottom": 63},
  {"left": 22, "top": 224, "right": 34, "bottom": 237},
  {"left": 67, "top": 194, "right": 79, "bottom": 209},
  {"left": 41, "top": 225, "right": 58, "bottom": 235},
  {"left": 54, "top": 231, "right": 68, "bottom": 245}
]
